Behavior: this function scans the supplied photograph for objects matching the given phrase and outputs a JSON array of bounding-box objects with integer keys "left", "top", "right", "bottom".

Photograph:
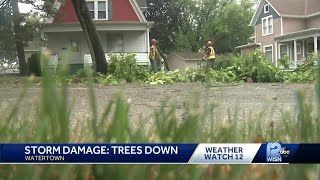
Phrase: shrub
[
  {"left": 278, "top": 54, "right": 290, "bottom": 69},
  {"left": 225, "top": 50, "right": 281, "bottom": 82},
  {"left": 186, "top": 68, "right": 206, "bottom": 82},
  {"left": 296, "top": 53, "right": 318, "bottom": 72},
  {"left": 214, "top": 54, "right": 236, "bottom": 70},
  {"left": 134, "top": 65, "right": 150, "bottom": 82},
  {"left": 27, "top": 52, "right": 41, "bottom": 76},
  {"left": 95, "top": 73, "right": 118, "bottom": 85},
  {"left": 73, "top": 67, "right": 93, "bottom": 79},
  {"left": 108, "top": 53, "right": 140, "bottom": 82},
  {"left": 69, "top": 50, "right": 317, "bottom": 85},
  {"left": 145, "top": 71, "right": 175, "bottom": 85}
]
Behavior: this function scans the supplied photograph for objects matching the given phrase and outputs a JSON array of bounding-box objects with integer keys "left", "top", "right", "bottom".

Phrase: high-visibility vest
[
  {"left": 208, "top": 46, "right": 215, "bottom": 59},
  {"left": 149, "top": 45, "right": 156, "bottom": 60}
]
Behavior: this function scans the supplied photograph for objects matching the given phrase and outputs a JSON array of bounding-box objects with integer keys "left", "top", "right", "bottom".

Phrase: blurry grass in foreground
[{"left": 0, "top": 55, "right": 319, "bottom": 180}]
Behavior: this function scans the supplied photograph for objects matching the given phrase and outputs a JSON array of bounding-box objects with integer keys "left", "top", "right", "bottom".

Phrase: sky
[{"left": 19, "top": 3, "right": 34, "bottom": 13}]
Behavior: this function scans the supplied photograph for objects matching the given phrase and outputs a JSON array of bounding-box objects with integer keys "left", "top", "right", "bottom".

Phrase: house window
[
  {"left": 262, "top": 16, "right": 273, "bottom": 36},
  {"left": 264, "top": 4, "right": 269, "bottom": 13},
  {"left": 98, "top": 1, "right": 107, "bottom": 19},
  {"left": 107, "top": 34, "right": 124, "bottom": 53},
  {"left": 86, "top": 0, "right": 108, "bottom": 20},
  {"left": 264, "top": 45, "right": 273, "bottom": 62},
  {"left": 70, "top": 40, "right": 80, "bottom": 52},
  {"left": 87, "top": 1, "right": 95, "bottom": 19},
  {"left": 280, "top": 44, "right": 288, "bottom": 58},
  {"left": 297, "top": 43, "right": 301, "bottom": 54}
]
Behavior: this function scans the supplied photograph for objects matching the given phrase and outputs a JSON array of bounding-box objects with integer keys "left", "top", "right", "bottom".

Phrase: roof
[
  {"left": 250, "top": 0, "right": 320, "bottom": 26},
  {"left": 268, "top": 0, "right": 306, "bottom": 16},
  {"left": 274, "top": 28, "right": 320, "bottom": 40},
  {"left": 46, "top": 0, "right": 147, "bottom": 24},
  {"left": 236, "top": 43, "right": 261, "bottom": 49},
  {"left": 136, "top": 0, "right": 147, "bottom": 8},
  {"left": 173, "top": 53, "right": 204, "bottom": 61}
]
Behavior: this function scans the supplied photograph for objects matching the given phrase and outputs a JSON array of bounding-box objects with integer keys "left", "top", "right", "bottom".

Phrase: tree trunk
[
  {"left": 12, "top": 0, "right": 28, "bottom": 76},
  {"left": 71, "top": 0, "right": 107, "bottom": 74}
]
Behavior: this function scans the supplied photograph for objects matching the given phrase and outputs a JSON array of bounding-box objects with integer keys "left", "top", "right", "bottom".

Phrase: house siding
[
  {"left": 108, "top": 0, "right": 112, "bottom": 20},
  {"left": 240, "top": 46, "right": 257, "bottom": 55},
  {"left": 256, "top": 1, "right": 280, "bottom": 25},
  {"left": 112, "top": 0, "right": 139, "bottom": 21},
  {"left": 282, "top": 18, "right": 306, "bottom": 34},
  {"left": 123, "top": 31, "right": 147, "bottom": 52},
  {"left": 255, "top": 17, "right": 281, "bottom": 63},
  {"left": 53, "top": 0, "right": 140, "bottom": 23},
  {"left": 306, "top": 0, "right": 320, "bottom": 15},
  {"left": 307, "top": 16, "right": 320, "bottom": 29},
  {"left": 53, "top": 0, "right": 78, "bottom": 23}
]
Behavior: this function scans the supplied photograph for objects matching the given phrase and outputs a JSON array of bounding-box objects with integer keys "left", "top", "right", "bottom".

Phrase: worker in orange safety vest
[
  {"left": 202, "top": 40, "right": 216, "bottom": 73},
  {"left": 149, "top": 39, "right": 160, "bottom": 73}
]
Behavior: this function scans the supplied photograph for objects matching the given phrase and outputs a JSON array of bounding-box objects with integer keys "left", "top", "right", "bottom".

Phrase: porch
[
  {"left": 49, "top": 52, "right": 149, "bottom": 73},
  {"left": 274, "top": 28, "right": 320, "bottom": 69},
  {"left": 42, "top": 21, "right": 152, "bottom": 73}
]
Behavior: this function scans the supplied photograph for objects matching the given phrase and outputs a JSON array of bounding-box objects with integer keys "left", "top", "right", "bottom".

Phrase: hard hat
[{"left": 151, "top": 39, "right": 157, "bottom": 45}]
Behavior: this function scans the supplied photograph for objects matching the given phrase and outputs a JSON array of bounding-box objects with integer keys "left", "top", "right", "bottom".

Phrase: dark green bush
[
  {"left": 27, "top": 52, "right": 41, "bottom": 76},
  {"left": 228, "top": 50, "right": 281, "bottom": 82}
]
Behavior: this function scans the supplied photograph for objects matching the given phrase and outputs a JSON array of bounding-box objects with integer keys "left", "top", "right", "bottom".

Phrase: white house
[{"left": 38, "top": 0, "right": 152, "bottom": 73}]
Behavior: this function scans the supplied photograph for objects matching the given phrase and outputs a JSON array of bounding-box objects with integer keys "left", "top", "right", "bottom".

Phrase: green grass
[{"left": 0, "top": 56, "right": 320, "bottom": 180}]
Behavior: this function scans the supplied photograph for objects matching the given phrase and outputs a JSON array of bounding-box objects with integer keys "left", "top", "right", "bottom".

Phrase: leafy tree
[
  {"left": 208, "top": 0, "right": 254, "bottom": 54},
  {"left": 0, "top": 5, "right": 16, "bottom": 67},
  {"left": 176, "top": 0, "right": 234, "bottom": 52},
  {"left": 158, "top": 0, "right": 254, "bottom": 54},
  {"left": 0, "top": 0, "right": 29, "bottom": 75},
  {"left": 0, "top": 0, "right": 42, "bottom": 74},
  {"left": 145, "top": 0, "right": 182, "bottom": 54}
]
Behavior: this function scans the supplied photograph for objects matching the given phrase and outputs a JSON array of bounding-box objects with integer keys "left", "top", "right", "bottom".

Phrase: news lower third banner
[{"left": 0, "top": 143, "right": 320, "bottom": 164}]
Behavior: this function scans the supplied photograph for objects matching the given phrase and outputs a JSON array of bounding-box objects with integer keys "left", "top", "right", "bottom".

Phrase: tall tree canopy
[
  {"left": 146, "top": 0, "right": 254, "bottom": 54},
  {"left": 0, "top": 0, "right": 42, "bottom": 74},
  {"left": 177, "top": 0, "right": 234, "bottom": 52},
  {"left": 207, "top": 0, "right": 255, "bottom": 54},
  {"left": 0, "top": 5, "right": 16, "bottom": 67},
  {"left": 145, "top": 0, "right": 182, "bottom": 54}
]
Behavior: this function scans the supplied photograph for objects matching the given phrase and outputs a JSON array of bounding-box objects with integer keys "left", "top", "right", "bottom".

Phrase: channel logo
[{"left": 266, "top": 142, "right": 290, "bottom": 162}]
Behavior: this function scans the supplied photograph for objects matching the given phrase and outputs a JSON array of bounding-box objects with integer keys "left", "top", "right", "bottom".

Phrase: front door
[{"left": 61, "top": 40, "right": 81, "bottom": 65}]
